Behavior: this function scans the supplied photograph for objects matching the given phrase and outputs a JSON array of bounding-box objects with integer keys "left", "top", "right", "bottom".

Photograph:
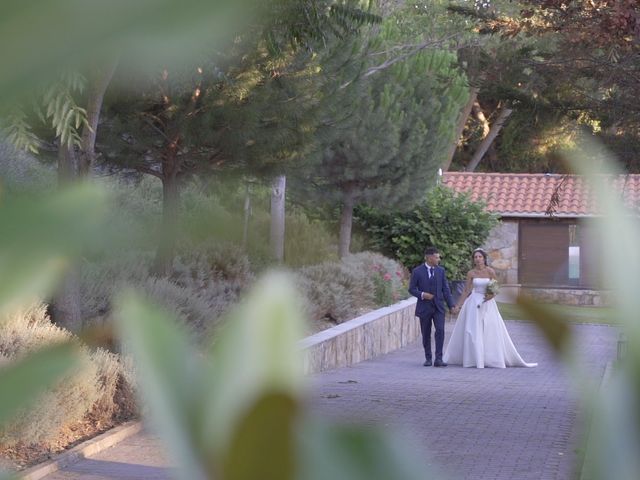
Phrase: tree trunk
[
  {"left": 78, "top": 58, "right": 118, "bottom": 177},
  {"left": 465, "top": 106, "right": 513, "bottom": 172},
  {"left": 442, "top": 87, "right": 478, "bottom": 171},
  {"left": 51, "top": 268, "right": 83, "bottom": 333},
  {"left": 242, "top": 183, "right": 251, "bottom": 250},
  {"left": 473, "top": 101, "right": 491, "bottom": 138},
  {"left": 338, "top": 187, "right": 356, "bottom": 259},
  {"left": 153, "top": 141, "right": 181, "bottom": 276},
  {"left": 270, "top": 175, "right": 286, "bottom": 263},
  {"left": 57, "top": 142, "right": 77, "bottom": 184},
  {"left": 51, "top": 144, "right": 83, "bottom": 332}
]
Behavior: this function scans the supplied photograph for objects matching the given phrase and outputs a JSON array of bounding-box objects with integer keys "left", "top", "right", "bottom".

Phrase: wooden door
[{"left": 519, "top": 222, "right": 569, "bottom": 286}]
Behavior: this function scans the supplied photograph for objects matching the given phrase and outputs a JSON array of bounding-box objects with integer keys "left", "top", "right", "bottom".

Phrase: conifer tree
[{"left": 303, "top": 21, "right": 470, "bottom": 257}]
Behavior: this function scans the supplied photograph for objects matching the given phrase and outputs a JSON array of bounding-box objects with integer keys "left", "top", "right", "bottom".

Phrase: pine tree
[{"left": 302, "top": 21, "right": 470, "bottom": 257}]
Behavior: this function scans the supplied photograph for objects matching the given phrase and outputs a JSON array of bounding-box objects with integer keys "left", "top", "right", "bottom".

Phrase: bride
[{"left": 443, "top": 248, "right": 537, "bottom": 368}]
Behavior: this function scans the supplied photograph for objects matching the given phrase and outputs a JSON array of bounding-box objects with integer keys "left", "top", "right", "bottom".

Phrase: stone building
[{"left": 442, "top": 172, "right": 640, "bottom": 305}]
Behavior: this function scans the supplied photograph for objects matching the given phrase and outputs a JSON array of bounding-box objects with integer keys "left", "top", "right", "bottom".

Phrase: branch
[
  {"left": 361, "top": 34, "right": 474, "bottom": 79},
  {"left": 135, "top": 162, "right": 163, "bottom": 178}
]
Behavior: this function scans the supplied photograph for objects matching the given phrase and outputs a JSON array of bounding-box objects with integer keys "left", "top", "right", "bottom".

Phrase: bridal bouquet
[
  {"left": 485, "top": 279, "right": 500, "bottom": 300},
  {"left": 478, "top": 279, "right": 500, "bottom": 308}
]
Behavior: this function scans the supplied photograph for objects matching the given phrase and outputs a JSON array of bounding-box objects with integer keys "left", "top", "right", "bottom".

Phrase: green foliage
[
  {"left": 115, "top": 273, "right": 434, "bottom": 480},
  {"left": 78, "top": 244, "right": 251, "bottom": 339},
  {"left": 0, "top": 185, "right": 107, "bottom": 315},
  {"left": 296, "top": 262, "right": 367, "bottom": 323},
  {"left": 0, "top": 73, "right": 88, "bottom": 153},
  {"left": 179, "top": 181, "right": 338, "bottom": 268},
  {"left": 0, "top": 0, "right": 259, "bottom": 101},
  {"left": 295, "top": 251, "right": 407, "bottom": 323},
  {"left": 264, "top": 0, "right": 381, "bottom": 55},
  {"left": 342, "top": 252, "right": 409, "bottom": 306},
  {"left": 356, "top": 185, "right": 498, "bottom": 279},
  {"left": 243, "top": 208, "right": 338, "bottom": 268},
  {"left": 302, "top": 18, "right": 470, "bottom": 211},
  {"left": 0, "top": 141, "right": 54, "bottom": 192}
]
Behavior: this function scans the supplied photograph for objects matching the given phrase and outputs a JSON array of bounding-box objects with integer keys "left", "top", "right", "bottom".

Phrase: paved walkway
[{"left": 40, "top": 321, "right": 617, "bottom": 480}]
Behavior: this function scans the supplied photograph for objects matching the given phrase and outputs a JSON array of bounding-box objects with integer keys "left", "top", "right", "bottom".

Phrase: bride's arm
[{"left": 454, "top": 271, "right": 474, "bottom": 310}]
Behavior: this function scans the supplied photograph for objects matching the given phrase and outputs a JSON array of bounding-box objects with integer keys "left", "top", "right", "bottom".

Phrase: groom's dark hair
[{"left": 424, "top": 246, "right": 439, "bottom": 256}]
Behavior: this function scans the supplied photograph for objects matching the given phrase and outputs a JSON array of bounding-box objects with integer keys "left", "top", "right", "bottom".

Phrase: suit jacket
[{"left": 408, "top": 263, "right": 455, "bottom": 316}]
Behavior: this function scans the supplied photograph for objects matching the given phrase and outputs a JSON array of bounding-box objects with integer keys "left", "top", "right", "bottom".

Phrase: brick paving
[
  {"left": 307, "top": 321, "right": 617, "bottom": 480},
  {"left": 39, "top": 321, "right": 616, "bottom": 480}
]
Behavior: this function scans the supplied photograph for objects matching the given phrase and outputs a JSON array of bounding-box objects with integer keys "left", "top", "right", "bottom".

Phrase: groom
[{"left": 409, "top": 246, "right": 458, "bottom": 367}]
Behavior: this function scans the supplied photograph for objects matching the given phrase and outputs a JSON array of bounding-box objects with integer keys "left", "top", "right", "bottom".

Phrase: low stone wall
[
  {"left": 496, "top": 284, "right": 611, "bottom": 306},
  {"left": 300, "top": 297, "right": 419, "bottom": 374},
  {"left": 521, "top": 287, "right": 611, "bottom": 307}
]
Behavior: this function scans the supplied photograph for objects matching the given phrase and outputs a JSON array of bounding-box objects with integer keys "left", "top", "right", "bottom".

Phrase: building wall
[
  {"left": 482, "top": 218, "right": 610, "bottom": 306},
  {"left": 520, "top": 287, "right": 611, "bottom": 307},
  {"left": 483, "top": 219, "right": 519, "bottom": 285}
]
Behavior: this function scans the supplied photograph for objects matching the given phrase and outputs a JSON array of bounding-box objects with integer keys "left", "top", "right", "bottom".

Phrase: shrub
[
  {"left": 80, "top": 253, "right": 153, "bottom": 321},
  {"left": 87, "top": 349, "right": 137, "bottom": 427},
  {"left": 174, "top": 242, "right": 253, "bottom": 287},
  {"left": 296, "top": 262, "right": 371, "bottom": 323},
  {"left": 243, "top": 208, "right": 338, "bottom": 269},
  {"left": 0, "top": 304, "right": 104, "bottom": 446},
  {"left": 79, "top": 242, "right": 253, "bottom": 337},
  {"left": 283, "top": 210, "right": 338, "bottom": 267},
  {"left": 295, "top": 252, "right": 410, "bottom": 324},
  {"left": 356, "top": 185, "right": 498, "bottom": 280},
  {"left": 342, "top": 252, "right": 409, "bottom": 306},
  {"left": 0, "top": 140, "right": 54, "bottom": 193}
]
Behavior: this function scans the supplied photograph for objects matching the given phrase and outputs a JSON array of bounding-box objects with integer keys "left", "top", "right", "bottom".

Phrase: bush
[
  {"left": 295, "top": 252, "right": 407, "bottom": 323},
  {"left": 0, "top": 303, "right": 135, "bottom": 447},
  {"left": 296, "top": 262, "right": 371, "bottom": 323},
  {"left": 174, "top": 242, "right": 254, "bottom": 287},
  {"left": 80, "top": 253, "right": 152, "bottom": 321},
  {"left": 283, "top": 210, "right": 338, "bottom": 267},
  {"left": 342, "top": 252, "right": 409, "bottom": 306},
  {"left": 356, "top": 185, "right": 498, "bottom": 280},
  {"left": 79, "top": 242, "right": 254, "bottom": 338},
  {"left": 0, "top": 140, "right": 54, "bottom": 193}
]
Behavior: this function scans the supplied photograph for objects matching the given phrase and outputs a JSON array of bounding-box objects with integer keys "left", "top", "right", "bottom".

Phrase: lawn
[{"left": 497, "top": 302, "right": 616, "bottom": 325}]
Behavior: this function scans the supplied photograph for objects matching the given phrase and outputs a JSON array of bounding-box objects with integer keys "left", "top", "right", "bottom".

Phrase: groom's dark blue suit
[{"left": 409, "top": 263, "right": 455, "bottom": 361}]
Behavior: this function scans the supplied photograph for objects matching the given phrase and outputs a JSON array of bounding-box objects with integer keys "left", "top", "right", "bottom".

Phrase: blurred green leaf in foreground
[
  {"left": 566, "top": 138, "right": 640, "bottom": 480},
  {"left": 0, "top": 185, "right": 107, "bottom": 313},
  {"left": 0, "top": 184, "right": 108, "bottom": 478},
  {"left": 116, "top": 271, "right": 437, "bottom": 480},
  {"left": 0, "top": 0, "right": 257, "bottom": 102},
  {"left": 513, "top": 135, "right": 640, "bottom": 479}
]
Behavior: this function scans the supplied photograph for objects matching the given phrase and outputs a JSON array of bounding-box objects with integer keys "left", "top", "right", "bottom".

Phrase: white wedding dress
[{"left": 443, "top": 278, "right": 537, "bottom": 368}]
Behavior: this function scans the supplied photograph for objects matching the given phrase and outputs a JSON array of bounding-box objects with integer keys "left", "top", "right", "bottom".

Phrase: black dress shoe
[
  {"left": 423, "top": 359, "right": 432, "bottom": 367},
  {"left": 434, "top": 359, "right": 447, "bottom": 367}
]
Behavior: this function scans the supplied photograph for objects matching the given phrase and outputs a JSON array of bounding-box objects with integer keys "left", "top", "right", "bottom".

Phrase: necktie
[{"left": 428, "top": 267, "right": 433, "bottom": 279}]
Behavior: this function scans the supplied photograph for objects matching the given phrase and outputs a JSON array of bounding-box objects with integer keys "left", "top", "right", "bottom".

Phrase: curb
[{"left": 19, "top": 420, "right": 143, "bottom": 480}]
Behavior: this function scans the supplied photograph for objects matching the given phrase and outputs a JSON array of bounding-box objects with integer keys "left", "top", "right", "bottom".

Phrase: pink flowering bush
[{"left": 343, "top": 252, "right": 409, "bottom": 307}]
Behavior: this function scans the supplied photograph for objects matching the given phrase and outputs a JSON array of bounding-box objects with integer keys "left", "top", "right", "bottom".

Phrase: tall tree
[
  {"left": 448, "top": 0, "right": 640, "bottom": 172},
  {"left": 305, "top": 21, "right": 470, "bottom": 257}
]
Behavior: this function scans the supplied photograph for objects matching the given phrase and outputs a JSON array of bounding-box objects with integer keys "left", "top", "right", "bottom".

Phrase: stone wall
[
  {"left": 520, "top": 287, "right": 612, "bottom": 307},
  {"left": 483, "top": 219, "right": 518, "bottom": 284},
  {"left": 300, "top": 297, "right": 419, "bottom": 374}
]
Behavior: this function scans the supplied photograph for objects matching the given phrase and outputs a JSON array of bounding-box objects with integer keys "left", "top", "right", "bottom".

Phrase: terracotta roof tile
[{"left": 441, "top": 172, "right": 640, "bottom": 217}]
